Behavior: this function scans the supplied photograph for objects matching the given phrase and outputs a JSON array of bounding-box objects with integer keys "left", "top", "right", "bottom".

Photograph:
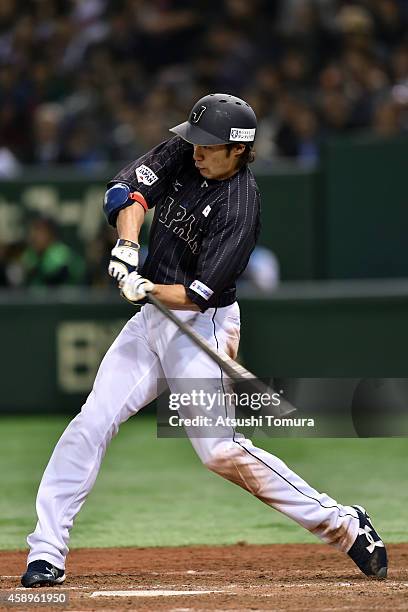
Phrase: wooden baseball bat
[{"left": 147, "top": 293, "right": 296, "bottom": 418}]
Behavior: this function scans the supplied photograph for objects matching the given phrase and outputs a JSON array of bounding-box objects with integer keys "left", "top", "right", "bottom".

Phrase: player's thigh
[
  {"left": 158, "top": 304, "right": 240, "bottom": 460},
  {"left": 212, "top": 301, "right": 241, "bottom": 360},
  {"left": 159, "top": 303, "right": 241, "bottom": 379},
  {"left": 86, "top": 308, "right": 165, "bottom": 423},
  {"left": 163, "top": 314, "right": 240, "bottom": 463}
]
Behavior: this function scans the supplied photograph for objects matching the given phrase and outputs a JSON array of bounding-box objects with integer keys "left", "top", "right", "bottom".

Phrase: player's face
[{"left": 193, "top": 144, "right": 246, "bottom": 180}]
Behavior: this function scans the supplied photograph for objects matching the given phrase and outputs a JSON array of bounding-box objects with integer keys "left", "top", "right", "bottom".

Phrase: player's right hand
[{"left": 108, "top": 238, "right": 140, "bottom": 283}]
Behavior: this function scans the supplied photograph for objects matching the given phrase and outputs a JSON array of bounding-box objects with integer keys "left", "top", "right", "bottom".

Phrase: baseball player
[{"left": 21, "top": 94, "right": 387, "bottom": 588}]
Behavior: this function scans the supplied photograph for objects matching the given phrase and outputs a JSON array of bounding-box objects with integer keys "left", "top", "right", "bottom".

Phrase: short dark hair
[{"left": 226, "top": 143, "right": 255, "bottom": 169}]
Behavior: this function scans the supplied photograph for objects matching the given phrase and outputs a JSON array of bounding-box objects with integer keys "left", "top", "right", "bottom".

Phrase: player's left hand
[
  {"left": 109, "top": 239, "right": 140, "bottom": 283},
  {"left": 120, "top": 271, "right": 155, "bottom": 303}
]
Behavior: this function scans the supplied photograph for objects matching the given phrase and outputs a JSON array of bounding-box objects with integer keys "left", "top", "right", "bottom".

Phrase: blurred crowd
[
  {"left": 0, "top": 215, "right": 280, "bottom": 291},
  {"left": 1, "top": 0, "right": 407, "bottom": 291},
  {"left": 0, "top": 0, "right": 407, "bottom": 174},
  {"left": 0, "top": 216, "right": 86, "bottom": 288}
]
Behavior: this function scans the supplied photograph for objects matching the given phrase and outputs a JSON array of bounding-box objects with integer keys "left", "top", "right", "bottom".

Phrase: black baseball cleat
[
  {"left": 21, "top": 560, "right": 66, "bottom": 588},
  {"left": 347, "top": 505, "right": 387, "bottom": 578}
]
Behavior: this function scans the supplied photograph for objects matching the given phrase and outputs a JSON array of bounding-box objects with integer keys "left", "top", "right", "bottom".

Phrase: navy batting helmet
[{"left": 170, "top": 93, "right": 257, "bottom": 146}]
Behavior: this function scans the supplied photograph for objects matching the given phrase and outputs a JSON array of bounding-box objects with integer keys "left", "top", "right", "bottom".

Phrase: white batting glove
[
  {"left": 108, "top": 239, "right": 140, "bottom": 283},
  {"left": 121, "top": 271, "right": 155, "bottom": 303}
]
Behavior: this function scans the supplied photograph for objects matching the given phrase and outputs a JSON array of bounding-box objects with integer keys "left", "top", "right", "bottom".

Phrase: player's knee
[
  {"left": 201, "top": 441, "right": 262, "bottom": 496},
  {"left": 203, "top": 453, "right": 223, "bottom": 475},
  {"left": 201, "top": 442, "right": 239, "bottom": 476}
]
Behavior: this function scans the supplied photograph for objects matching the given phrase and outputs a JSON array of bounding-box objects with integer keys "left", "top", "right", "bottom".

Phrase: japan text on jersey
[{"left": 109, "top": 137, "right": 261, "bottom": 311}]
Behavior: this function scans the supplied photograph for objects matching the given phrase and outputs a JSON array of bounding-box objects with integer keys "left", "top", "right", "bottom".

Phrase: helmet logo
[{"left": 191, "top": 105, "right": 207, "bottom": 124}]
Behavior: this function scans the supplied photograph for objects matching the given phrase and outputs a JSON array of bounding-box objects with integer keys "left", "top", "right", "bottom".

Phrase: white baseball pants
[{"left": 27, "top": 303, "right": 358, "bottom": 569}]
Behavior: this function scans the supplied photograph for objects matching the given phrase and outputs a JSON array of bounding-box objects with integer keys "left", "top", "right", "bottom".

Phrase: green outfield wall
[
  {"left": 322, "top": 134, "right": 408, "bottom": 279},
  {"left": 1, "top": 281, "right": 408, "bottom": 414},
  {"left": 256, "top": 170, "right": 320, "bottom": 280}
]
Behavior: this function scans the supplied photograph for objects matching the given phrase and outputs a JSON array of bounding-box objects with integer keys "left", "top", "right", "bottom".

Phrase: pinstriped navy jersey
[{"left": 110, "top": 136, "right": 261, "bottom": 311}]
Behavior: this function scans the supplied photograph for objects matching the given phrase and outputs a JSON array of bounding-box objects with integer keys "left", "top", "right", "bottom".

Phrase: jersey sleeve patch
[
  {"left": 189, "top": 279, "right": 214, "bottom": 301},
  {"left": 135, "top": 164, "right": 159, "bottom": 186}
]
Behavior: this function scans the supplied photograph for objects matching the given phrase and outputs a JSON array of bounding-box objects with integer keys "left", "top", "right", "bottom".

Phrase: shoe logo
[
  {"left": 45, "top": 566, "right": 58, "bottom": 577},
  {"left": 359, "top": 525, "right": 385, "bottom": 553}
]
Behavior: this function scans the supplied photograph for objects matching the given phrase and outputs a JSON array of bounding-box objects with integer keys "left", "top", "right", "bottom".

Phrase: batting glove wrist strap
[
  {"left": 109, "top": 239, "right": 140, "bottom": 283},
  {"left": 114, "top": 238, "right": 140, "bottom": 255}
]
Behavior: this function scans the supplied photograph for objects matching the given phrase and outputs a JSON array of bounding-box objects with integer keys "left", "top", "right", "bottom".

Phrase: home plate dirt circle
[{"left": 0, "top": 544, "right": 407, "bottom": 611}]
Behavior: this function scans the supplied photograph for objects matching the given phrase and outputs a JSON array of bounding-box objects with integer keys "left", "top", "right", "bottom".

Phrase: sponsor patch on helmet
[
  {"left": 229, "top": 128, "right": 256, "bottom": 142},
  {"left": 135, "top": 164, "right": 159, "bottom": 185}
]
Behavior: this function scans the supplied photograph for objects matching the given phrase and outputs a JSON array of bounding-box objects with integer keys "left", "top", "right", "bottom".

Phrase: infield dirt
[{"left": 0, "top": 544, "right": 407, "bottom": 610}]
